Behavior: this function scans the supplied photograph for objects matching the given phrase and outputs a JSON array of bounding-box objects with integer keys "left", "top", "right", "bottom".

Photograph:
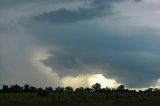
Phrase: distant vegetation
[
  {"left": 1, "top": 83, "right": 160, "bottom": 93},
  {"left": 0, "top": 83, "right": 160, "bottom": 106}
]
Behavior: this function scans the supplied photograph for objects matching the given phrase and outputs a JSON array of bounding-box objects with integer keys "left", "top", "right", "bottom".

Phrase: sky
[{"left": 1, "top": 0, "right": 160, "bottom": 89}]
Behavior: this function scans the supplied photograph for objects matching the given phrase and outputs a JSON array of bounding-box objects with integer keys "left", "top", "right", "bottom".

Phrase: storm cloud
[{"left": 2, "top": 0, "right": 160, "bottom": 88}]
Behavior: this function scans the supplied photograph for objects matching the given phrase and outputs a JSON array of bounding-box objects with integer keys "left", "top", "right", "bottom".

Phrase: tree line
[{"left": 0, "top": 83, "right": 160, "bottom": 94}]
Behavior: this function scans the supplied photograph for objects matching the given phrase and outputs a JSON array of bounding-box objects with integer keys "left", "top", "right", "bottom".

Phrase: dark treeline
[{"left": 0, "top": 83, "right": 160, "bottom": 94}]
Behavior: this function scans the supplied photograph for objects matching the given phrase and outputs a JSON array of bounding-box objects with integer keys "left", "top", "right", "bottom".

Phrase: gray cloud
[
  {"left": 134, "top": 0, "right": 142, "bottom": 2},
  {"left": 45, "top": 38, "right": 160, "bottom": 87},
  {"left": 27, "top": 19, "right": 160, "bottom": 88},
  {"left": 1, "top": 0, "right": 159, "bottom": 89},
  {"left": 34, "top": 0, "right": 126, "bottom": 25},
  {"left": 0, "top": 0, "right": 33, "bottom": 9}
]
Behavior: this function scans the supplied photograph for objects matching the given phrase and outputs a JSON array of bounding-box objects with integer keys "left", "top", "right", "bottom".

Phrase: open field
[{"left": 0, "top": 93, "right": 160, "bottom": 106}]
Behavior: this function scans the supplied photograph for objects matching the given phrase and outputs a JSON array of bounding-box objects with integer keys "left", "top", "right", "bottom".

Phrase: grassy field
[{"left": 0, "top": 93, "right": 160, "bottom": 106}]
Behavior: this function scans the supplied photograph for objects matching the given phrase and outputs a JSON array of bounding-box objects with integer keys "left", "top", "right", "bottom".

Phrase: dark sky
[{"left": 1, "top": 0, "right": 160, "bottom": 88}]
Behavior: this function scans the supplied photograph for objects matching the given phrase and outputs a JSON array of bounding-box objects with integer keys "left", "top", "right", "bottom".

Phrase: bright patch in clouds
[
  {"left": 88, "top": 74, "right": 120, "bottom": 88},
  {"left": 61, "top": 75, "right": 89, "bottom": 89},
  {"left": 151, "top": 79, "right": 160, "bottom": 88},
  {"left": 61, "top": 74, "right": 121, "bottom": 89}
]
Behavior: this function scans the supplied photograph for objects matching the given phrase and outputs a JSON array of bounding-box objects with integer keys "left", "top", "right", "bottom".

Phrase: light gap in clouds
[{"left": 61, "top": 74, "right": 121, "bottom": 89}]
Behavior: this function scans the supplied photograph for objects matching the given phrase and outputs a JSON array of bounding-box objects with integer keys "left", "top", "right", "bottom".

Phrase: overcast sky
[{"left": 1, "top": 0, "right": 160, "bottom": 88}]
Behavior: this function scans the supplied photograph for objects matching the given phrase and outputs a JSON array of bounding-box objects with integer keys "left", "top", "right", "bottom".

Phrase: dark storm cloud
[
  {"left": 42, "top": 34, "right": 160, "bottom": 87},
  {"left": 27, "top": 18, "right": 160, "bottom": 88},
  {"left": 35, "top": 0, "right": 127, "bottom": 25},
  {"left": 1, "top": 0, "right": 156, "bottom": 88}
]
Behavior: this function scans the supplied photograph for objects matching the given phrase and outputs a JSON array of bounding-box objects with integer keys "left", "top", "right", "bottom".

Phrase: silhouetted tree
[
  {"left": 125, "top": 88, "right": 130, "bottom": 93},
  {"left": 24, "top": 84, "right": 30, "bottom": 92},
  {"left": 2, "top": 85, "right": 9, "bottom": 93},
  {"left": 130, "top": 90, "right": 137, "bottom": 93},
  {"left": 45, "top": 87, "right": 53, "bottom": 93},
  {"left": 117, "top": 85, "right": 125, "bottom": 90},
  {"left": 2, "top": 83, "right": 160, "bottom": 94},
  {"left": 100, "top": 88, "right": 106, "bottom": 93},
  {"left": 75, "top": 87, "right": 84, "bottom": 93},
  {"left": 153, "top": 88, "right": 160, "bottom": 93},
  {"left": 139, "top": 90, "right": 143, "bottom": 93},
  {"left": 117, "top": 85, "right": 125, "bottom": 92},
  {"left": 55, "top": 87, "right": 64, "bottom": 93},
  {"left": 144, "top": 88, "right": 153, "bottom": 93},
  {"left": 30, "top": 86, "right": 37, "bottom": 92},
  {"left": 65, "top": 87, "right": 73, "bottom": 93},
  {"left": 37, "top": 87, "right": 48, "bottom": 97},
  {"left": 10, "top": 84, "right": 23, "bottom": 92},
  {"left": 84, "top": 87, "right": 92, "bottom": 93},
  {"left": 105, "top": 87, "right": 111, "bottom": 93},
  {"left": 92, "top": 83, "right": 101, "bottom": 92}
]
